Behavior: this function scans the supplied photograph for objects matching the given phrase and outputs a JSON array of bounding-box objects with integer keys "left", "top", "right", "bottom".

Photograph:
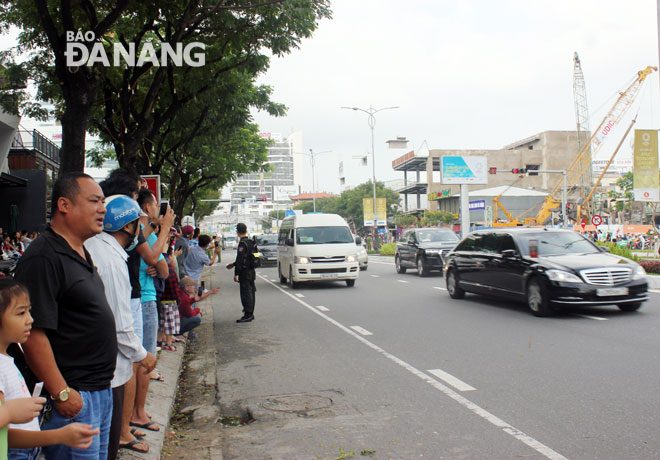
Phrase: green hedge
[
  {"left": 378, "top": 243, "right": 396, "bottom": 255},
  {"left": 595, "top": 241, "right": 639, "bottom": 262}
]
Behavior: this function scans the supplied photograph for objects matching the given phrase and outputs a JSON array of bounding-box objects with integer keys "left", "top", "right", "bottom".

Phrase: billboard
[
  {"left": 633, "top": 130, "right": 659, "bottom": 202},
  {"left": 363, "top": 198, "right": 386, "bottom": 226},
  {"left": 274, "top": 185, "right": 300, "bottom": 201},
  {"left": 441, "top": 156, "right": 488, "bottom": 184}
]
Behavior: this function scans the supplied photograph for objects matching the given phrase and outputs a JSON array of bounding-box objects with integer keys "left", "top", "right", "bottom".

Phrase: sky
[{"left": 251, "top": 0, "right": 660, "bottom": 195}]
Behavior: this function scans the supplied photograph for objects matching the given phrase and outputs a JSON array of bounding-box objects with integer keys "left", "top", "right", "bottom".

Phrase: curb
[
  {"left": 118, "top": 340, "right": 186, "bottom": 460},
  {"left": 647, "top": 275, "right": 660, "bottom": 289}
]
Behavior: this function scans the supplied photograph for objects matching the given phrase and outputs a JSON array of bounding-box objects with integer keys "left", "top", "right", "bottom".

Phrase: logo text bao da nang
[{"left": 65, "top": 31, "right": 205, "bottom": 67}]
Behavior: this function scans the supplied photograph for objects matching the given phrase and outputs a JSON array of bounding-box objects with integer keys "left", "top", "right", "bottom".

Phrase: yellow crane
[{"left": 497, "top": 65, "right": 656, "bottom": 227}]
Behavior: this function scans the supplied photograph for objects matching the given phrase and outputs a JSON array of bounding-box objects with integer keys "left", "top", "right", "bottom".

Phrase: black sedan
[
  {"left": 254, "top": 234, "right": 278, "bottom": 266},
  {"left": 443, "top": 228, "right": 649, "bottom": 316},
  {"left": 395, "top": 227, "right": 459, "bottom": 276}
]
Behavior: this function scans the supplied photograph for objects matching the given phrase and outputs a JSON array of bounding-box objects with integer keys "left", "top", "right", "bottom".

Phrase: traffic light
[
  {"left": 256, "top": 195, "right": 267, "bottom": 202},
  {"left": 511, "top": 168, "right": 527, "bottom": 174}
]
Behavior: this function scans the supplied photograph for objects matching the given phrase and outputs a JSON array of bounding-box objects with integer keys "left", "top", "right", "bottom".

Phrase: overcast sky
[{"left": 252, "top": 0, "right": 660, "bottom": 194}]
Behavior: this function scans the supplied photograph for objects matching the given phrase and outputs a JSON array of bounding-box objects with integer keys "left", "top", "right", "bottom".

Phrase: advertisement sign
[
  {"left": 428, "top": 189, "right": 452, "bottom": 201},
  {"left": 363, "top": 198, "right": 374, "bottom": 226},
  {"left": 441, "top": 156, "right": 488, "bottom": 185},
  {"left": 469, "top": 200, "right": 486, "bottom": 210},
  {"left": 274, "top": 185, "right": 300, "bottom": 201},
  {"left": 140, "top": 175, "right": 161, "bottom": 203},
  {"left": 633, "top": 130, "right": 659, "bottom": 202},
  {"left": 376, "top": 198, "right": 387, "bottom": 226}
]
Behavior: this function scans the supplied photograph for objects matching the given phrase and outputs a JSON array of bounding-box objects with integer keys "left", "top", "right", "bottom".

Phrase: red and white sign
[
  {"left": 591, "top": 215, "right": 602, "bottom": 227},
  {"left": 580, "top": 218, "right": 586, "bottom": 229},
  {"left": 140, "top": 175, "right": 161, "bottom": 203}
]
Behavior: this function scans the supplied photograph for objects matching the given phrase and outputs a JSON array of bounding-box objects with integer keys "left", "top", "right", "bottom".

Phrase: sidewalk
[{"left": 118, "top": 266, "right": 221, "bottom": 460}]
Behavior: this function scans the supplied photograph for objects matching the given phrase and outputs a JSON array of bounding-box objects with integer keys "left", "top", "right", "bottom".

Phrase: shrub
[
  {"left": 639, "top": 260, "right": 660, "bottom": 274},
  {"left": 595, "top": 241, "right": 639, "bottom": 262},
  {"left": 379, "top": 243, "right": 396, "bottom": 255}
]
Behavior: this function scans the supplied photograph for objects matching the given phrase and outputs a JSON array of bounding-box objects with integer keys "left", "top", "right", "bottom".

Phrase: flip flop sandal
[
  {"left": 163, "top": 344, "right": 176, "bottom": 351},
  {"left": 130, "top": 420, "right": 160, "bottom": 432},
  {"left": 150, "top": 371, "right": 164, "bottom": 382},
  {"left": 130, "top": 428, "right": 146, "bottom": 439},
  {"left": 119, "top": 439, "right": 149, "bottom": 453}
]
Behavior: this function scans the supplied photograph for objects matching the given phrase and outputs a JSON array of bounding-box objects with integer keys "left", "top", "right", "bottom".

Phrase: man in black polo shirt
[{"left": 15, "top": 172, "right": 118, "bottom": 460}]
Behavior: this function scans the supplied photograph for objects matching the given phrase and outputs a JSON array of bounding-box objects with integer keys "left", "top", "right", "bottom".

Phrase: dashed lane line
[
  {"left": 350, "top": 326, "right": 373, "bottom": 336},
  {"left": 433, "top": 286, "right": 447, "bottom": 291},
  {"left": 572, "top": 314, "right": 608, "bottom": 321},
  {"left": 256, "top": 273, "right": 568, "bottom": 460},
  {"left": 295, "top": 293, "right": 305, "bottom": 298},
  {"left": 397, "top": 280, "right": 409, "bottom": 284},
  {"left": 316, "top": 305, "right": 330, "bottom": 312},
  {"left": 370, "top": 274, "right": 380, "bottom": 278}
]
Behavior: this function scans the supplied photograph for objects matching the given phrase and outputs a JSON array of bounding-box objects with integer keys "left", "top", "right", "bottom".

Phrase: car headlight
[
  {"left": 546, "top": 269, "right": 583, "bottom": 283},
  {"left": 347, "top": 255, "right": 357, "bottom": 262},
  {"left": 294, "top": 256, "right": 310, "bottom": 264},
  {"left": 632, "top": 264, "right": 647, "bottom": 280}
]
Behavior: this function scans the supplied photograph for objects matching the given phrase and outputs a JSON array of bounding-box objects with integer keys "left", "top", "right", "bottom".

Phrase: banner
[
  {"left": 376, "top": 198, "right": 387, "bottom": 226},
  {"left": 441, "top": 156, "right": 488, "bottom": 184},
  {"left": 633, "top": 130, "right": 659, "bottom": 202},
  {"left": 363, "top": 198, "right": 374, "bottom": 226}
]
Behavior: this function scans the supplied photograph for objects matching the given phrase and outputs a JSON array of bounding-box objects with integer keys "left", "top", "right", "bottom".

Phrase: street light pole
[
  {"left": 301, "top": 149, "right": 331, "bottom": 213},
  {"left": 342, "top": 105, "right": 399, "bottom": 248}
]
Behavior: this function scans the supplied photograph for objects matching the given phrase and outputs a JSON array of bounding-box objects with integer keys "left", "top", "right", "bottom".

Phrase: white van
[
  {"left": 222, "top": 233, "right": 238, "bottom": 250},
  {"left": 277, "top": 214, "right": 360, "bottom": 287}
]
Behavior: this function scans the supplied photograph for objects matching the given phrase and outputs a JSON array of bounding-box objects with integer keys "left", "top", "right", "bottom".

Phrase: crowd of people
[{"left": 0, "top": 168, "right": 224, "bottom": 460}]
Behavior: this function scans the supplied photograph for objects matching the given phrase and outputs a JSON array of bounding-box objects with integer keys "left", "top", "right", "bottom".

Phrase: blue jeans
[
  {"left": 141, "top": 300, "right": 158, "bottom": 354},
  {"left": 8, "top": 447, "right": 40, "bottom": 460},
  {"left": 179, "top": 315, "right": 201, "bottom": 335},
  {"left": 41, "top": 388, "right": 112, "bottom": 460}
]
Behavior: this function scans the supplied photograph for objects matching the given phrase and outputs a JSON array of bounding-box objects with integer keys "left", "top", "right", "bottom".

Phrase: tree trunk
[{"left": 58, "top": 69, "right": 100, "bottom": 173}]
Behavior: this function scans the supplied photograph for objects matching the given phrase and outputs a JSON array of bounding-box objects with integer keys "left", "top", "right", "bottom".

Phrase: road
[{"left": 211, "top": 253, "right": 660, "bottom": 460}]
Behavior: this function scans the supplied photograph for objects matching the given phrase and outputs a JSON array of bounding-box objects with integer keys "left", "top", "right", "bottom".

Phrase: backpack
[{"left": 244, "top": 238, "right": 261, "bottom": 269}]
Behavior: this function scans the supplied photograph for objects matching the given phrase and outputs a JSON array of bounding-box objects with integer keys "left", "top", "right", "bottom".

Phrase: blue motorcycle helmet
[{"left": 103, "top": 194, "right": 141, "bottom": 232}]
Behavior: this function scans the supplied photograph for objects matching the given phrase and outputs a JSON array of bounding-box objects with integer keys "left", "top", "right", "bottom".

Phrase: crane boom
[
  {"left": 529, "top": 65, "right": 657, "bottom": 226},
  {"left": 573, "top": 52, "right": 592, "bottom": 194}
]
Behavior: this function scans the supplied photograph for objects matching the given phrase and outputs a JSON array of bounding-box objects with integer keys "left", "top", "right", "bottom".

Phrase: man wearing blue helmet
[{"left": 85, "top": 195, "right": 157, "bottom": 458}]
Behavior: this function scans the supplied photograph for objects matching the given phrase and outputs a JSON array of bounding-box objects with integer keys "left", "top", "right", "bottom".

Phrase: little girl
[{"left": 0, "top": 279, "right": 99, "bottom": 460}]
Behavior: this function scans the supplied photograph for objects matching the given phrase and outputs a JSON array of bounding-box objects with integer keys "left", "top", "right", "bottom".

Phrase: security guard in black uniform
[{"left": 226, "top": 223, "right": 256, "bottom": 323}]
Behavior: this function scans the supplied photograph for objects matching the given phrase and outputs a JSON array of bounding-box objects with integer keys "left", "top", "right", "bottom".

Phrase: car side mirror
[
  {"left": 355, "top": 236, "right": 362, "bottom": 246},
  {"left": 286, "top": 237, "right": 294, "bottom": 247},
  {"left": 501, "top": 249, "right": 517, "bottom": 258}
]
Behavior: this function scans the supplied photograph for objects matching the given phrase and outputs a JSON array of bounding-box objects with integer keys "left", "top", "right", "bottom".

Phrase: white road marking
[
  {"left": 316, "top": 305, "right": 330, "bottom": 312},
  {"left": 350, "top": 326, "right": 373, "bottom": 336},
  {"left": 433, "top": 286, "right": 446, "bottom": 291},
  {"left": 281, "top": 285, "right": 289, "bottom": 289},
  {"left": 427, "top": 369, "right": 476, "bottom": 392},
  {"left": 370, "top": 274, "right": 380, "bottom": 278},
  {"left": 256, "top": 273, "right": 568, "bottom": 460},
  {"left": 397, "top": 280, "right": 409, "bottom": 284},
  {"left": 368, "top": 260, "right": 395, "bottom": 265},
  {"left": 295, "top": 293, "right": 305, "bottom": 298},
  {"left": 649, "top": 289, "right": 660, "bottom": 294},
  {"left": 573, "top": 314, "right": 608, "bottom": 321}
]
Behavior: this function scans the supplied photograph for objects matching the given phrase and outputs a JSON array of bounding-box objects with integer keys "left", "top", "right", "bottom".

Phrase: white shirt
[
  {"left": 0, "top": 353, "right": 40, "bottom": 430},
  {"left": 86, "top": 232, "right": 147, "bottom": 388}
]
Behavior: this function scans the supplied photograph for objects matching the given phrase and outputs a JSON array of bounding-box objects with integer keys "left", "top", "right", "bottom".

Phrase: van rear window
[{"left": 296, "top": 226, "right": 354, "bottom": 244}]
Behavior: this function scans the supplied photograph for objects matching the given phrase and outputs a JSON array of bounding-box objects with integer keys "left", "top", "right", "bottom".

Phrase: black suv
[
  {"left": 443, "top": 228, "right": 649, "bottom": 316},
  {"left": 395, "top": 227, "right": 459, "bottom": 276}
]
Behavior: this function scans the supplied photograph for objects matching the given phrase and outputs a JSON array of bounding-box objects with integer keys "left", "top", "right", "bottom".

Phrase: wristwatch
[{"left": 51, "top": 386, "right": 71, "bottom": 403}]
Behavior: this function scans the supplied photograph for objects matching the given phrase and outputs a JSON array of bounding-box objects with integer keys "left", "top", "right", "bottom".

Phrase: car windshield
[
  {"left": 416, "top": 229, "right": 458, "bottom": 243},
  {"left": 255, "top": 235, "right": 278, "bottom": 245},
  {"left": 296, "top": 226, "right": 354, "bottom": 244},
  {"left": 517, "top": 232, "right": 599, "bottom": 256}
]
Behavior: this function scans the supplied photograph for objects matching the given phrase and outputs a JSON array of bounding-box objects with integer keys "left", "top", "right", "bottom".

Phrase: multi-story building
[{"left": 229, "top": 132, "right": 303, "bottom": 228}]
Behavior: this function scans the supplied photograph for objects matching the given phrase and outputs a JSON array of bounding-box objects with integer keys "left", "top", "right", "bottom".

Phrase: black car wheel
[
  {"left": 618, "top": 302, "right": 642, "bottom": 312},
  {"left": 346, "top": 279, "right": 355, "bottom": 287},
  {"left": 288, "top": 266, "right": 299, "bottom": 289},
  {"left": 279, "top": 264, "right": 287, "bottom": 284},
  {"left": 417, "top": 256, "right": 429, "bottom": 277},
  {"left": 527, "top": 278, "right": 551, "bottom": 317},
  {"left": 395, "top": 255, "right": 407, "bottom": 274},
  {"left": 446, "top": 268, "right": 465, "bottom": 299}
]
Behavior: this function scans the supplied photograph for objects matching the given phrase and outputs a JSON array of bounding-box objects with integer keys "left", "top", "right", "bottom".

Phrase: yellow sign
[
  {"left": 376, "top": 198, "right": 387, "bottom": 226},
  {"left": 633, "top": 130, "right": 659, "bottom": 202},
  {"left": 363, "top": 198, "right": 374, "bottom": 226}
]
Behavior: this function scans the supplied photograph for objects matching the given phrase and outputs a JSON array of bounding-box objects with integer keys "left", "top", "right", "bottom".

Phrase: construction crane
[
  {"left": 524, "top": 65, "right": 657, "bottom": 226},
  {"left": 573, "top": 52, "right": 592, "bottom": 198}
]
